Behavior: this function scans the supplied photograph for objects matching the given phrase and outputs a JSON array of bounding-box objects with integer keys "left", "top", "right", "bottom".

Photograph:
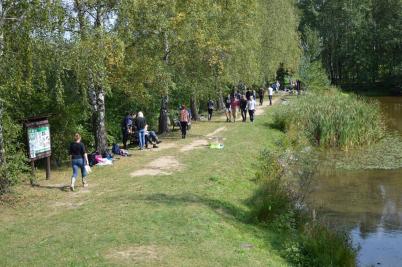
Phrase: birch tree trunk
[
  {"left": 0, "top": 100, "right": 5, "bottom": 164},
  {"left": 75, "top": 1, "right": 108, "bottom": 154},
  {"left": 93, "top": 84, "right": 108, "bottom": 155},
  {"left": 159, "top": 31, "right": 170, "bottom": 134},
  {"left": 0, "top": 1, "right": 5, "bottom": 164}
]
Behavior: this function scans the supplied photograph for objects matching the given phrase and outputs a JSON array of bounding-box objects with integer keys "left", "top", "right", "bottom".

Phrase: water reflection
[
  {"left": 378, "top": 97, "right": 402, "bottom": 134},
  {"left": 310, "top": 97, "right": 402, "bottom": 267},
  {"left": 311, "top": 169, "right": 402, "bottom": 266}
]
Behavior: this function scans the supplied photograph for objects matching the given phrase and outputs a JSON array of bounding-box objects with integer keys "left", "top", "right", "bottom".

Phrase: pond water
[{"left": 310, "top": 97, "right": 402, "bottom": 267}]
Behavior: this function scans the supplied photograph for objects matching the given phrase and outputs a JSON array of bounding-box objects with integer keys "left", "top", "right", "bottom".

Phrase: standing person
[
  {"left": 180, "top": 105, "right": 190, "bottom": 139},
  {"left": 135, "top": 111, "right": 147, "bottom": 150},
  {"left": 296, "top": 79, "right": 301, "bottom": 95},
  {"left": 276, "top": 80, "right": 280, "bottom": 91},
  {"left": 69, "top": 133, "right": 89, "bottom": 191},
  {"left": 121, "top": 112, "right": 133, "bottom": 149},
  {"left": 268, "top": 86, "right": 274, "bottom": 106},
  {"left": 230, "top": 96, "right": 239, "bottom": 123},
  {"left": 240, "top": 95, "right": 248, "bottom": 122},
  {"left": 207, "top": 99, "right": 214, "bottom": 121},
  {"left": 246, "top": 89, "right": 251, "bottom": 101},
  {"left": 258, "top": 88, "right": 265, "bottom": 106},
  {"left": 225, "top": 95, "right": 232, "bottom": 122},
  {"left": 247, "top": 96, "right": 256, "bottom": 123}
]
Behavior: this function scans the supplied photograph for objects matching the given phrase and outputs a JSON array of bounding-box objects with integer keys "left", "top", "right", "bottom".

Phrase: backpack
[
  {"left": 112, "top": 144, "right": 121, "bottom": 155},
  {"left": 88, "top": 152, "right": 98, "bottom": 167}
]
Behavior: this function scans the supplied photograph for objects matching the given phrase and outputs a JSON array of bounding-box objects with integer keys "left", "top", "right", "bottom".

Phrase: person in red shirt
[
  {"left": 179, "top": 105, "right": 190, "bottom": 139},
  {"left": 230, "top": 96, "right": 239, "bottom": 123}
]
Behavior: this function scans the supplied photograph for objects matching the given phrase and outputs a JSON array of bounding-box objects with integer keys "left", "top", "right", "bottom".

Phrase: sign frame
[{"left": 24, "top": 116, "right": 52, "bottom": 180}]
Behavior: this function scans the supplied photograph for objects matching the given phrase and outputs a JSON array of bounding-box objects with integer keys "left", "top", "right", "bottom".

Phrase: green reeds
[{"left": 273, "top": 90, "right": 385, "bottom": 149}]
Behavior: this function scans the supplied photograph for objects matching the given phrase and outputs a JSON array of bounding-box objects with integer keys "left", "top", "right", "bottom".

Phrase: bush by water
[{"left": 250, "top": 149, "right": 356, "bottom": 266}]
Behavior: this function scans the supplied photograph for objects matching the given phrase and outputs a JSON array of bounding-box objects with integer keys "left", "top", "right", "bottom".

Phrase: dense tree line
[
  {"left": 0, "top": 0, "right": 301, "bottom": 187},
  {"left": 298, "top": 0, "right": 402, "bottom": 88}
]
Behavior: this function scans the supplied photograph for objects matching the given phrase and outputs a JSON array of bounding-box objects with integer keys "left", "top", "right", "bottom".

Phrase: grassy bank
[
  {"left": 272, "top": 89, "right": 385, "bottom": 149},
  {"left": 1, "top": 102, "right": 290, "bottom": 266},
  {"left": 249, "top": 148, "right": 356, "bottom": 266}
]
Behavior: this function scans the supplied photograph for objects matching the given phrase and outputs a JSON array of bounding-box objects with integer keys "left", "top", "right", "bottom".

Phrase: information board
[{"left": 27, "top": 123, "right": 51, "bottom": 160}]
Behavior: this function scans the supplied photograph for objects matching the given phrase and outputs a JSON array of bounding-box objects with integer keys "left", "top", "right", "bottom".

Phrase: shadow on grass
[
  {"left": 142, "top": 193, "right": 251, "bottom": 223},
  {"left": 123, "top": 192, "right": 288, "bottom": 261},
  {"left": 262, "top": 121, "right": 285, "bottom": 132},
  {"left": 32, "top": 184, "right": 71, "bottom": 192}
]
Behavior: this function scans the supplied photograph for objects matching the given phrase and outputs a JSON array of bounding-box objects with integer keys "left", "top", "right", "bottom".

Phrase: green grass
[
  {"left": 0, "top": 102, "right": 290, "bottom": 266},
  {"left": 272, "top": 89, "right": 385, "bottom": 149}
]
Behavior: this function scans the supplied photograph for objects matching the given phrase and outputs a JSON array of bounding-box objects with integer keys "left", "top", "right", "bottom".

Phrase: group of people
[
  {"left": 207, "top": 86, "right": 274, "bottom": 124},
  {"left": 68, "top": 82, "right": 286, "bottom": 191},
  {"left": 121, "top": 111, "right": 162, "bottom": 150}
]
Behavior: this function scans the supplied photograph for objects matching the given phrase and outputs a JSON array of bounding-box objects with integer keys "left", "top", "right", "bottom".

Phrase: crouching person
[{"left": 145, "top": 125, "right": 162, "bottom": 148}]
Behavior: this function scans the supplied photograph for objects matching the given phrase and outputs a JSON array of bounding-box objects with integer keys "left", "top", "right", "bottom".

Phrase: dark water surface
[{"left": 310, "top": 97, "right": 402, "bottom": 267}]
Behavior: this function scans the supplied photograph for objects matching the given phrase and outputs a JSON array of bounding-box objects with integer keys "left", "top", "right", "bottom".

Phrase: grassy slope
[{"left": 0, "top": 100, "right": 288, "bottom": 267}]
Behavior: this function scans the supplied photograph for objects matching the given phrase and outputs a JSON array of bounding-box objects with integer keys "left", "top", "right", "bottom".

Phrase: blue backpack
[{"left": 112, "top": 144, "right": 121, "bottom": 155}]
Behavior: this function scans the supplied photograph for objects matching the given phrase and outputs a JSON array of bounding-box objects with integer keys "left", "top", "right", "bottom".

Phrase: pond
[{"left": 310, "top": 97, "right": 402, "bottom": 267}]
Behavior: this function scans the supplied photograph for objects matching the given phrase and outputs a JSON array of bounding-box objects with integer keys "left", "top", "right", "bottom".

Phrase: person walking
[
  {"left": 246, "top": 89, "right": 251, "bottom": 101},
  {"left": 121, "top": 112, "right": 133, "bottom": 149},
  {"left": 258, "top": 88, "right": 265, "bottom": 106},
  {"left": 296, "top": 79, "right": 301, "bottom": 95},
  {"left": 225, "top": 95, "right": 232, "bottom": 122},
  {"left": 240, "top": 95, "right": 248, "bottom": 122},
  {"left": 180, "top": 105, "right": 190, "bottom": 139},
  {"left": 268, "top": 86, "right": 274, "bottom": 106},
  {"left": 69, "top": 133, "right": 90, "bottom": 191},
  {"left": 207, "top": 99, "right": 214, "bottom": 121},
  {"left": 230, "top": 96, "right": 239, "bottom": 123},
  {"left": 247, "top": 96, "right": 256, "bottom": 123},
  {"left": 135, "top": 111, "right": 147, "bottom": 150}
]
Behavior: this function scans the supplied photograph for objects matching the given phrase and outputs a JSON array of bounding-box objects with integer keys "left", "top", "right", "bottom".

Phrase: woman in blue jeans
[
  {"left": 69, "top": 133, "right": 89, "bottom": 191},
  {"left": 135, "top": 111, "right": 147, "bottom": 150}
]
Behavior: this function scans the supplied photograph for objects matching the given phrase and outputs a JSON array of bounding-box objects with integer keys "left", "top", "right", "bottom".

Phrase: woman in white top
[
  {"left": 268, "top": 86, "right": 274, "bottom": 106},
  {"left": 247, "top": 96, "right": 256, "bottom": 123}
]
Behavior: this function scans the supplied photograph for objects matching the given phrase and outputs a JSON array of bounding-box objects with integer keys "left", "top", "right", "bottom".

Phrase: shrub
[
  {"left": 250, "top": 149, "right": 356, "bottom": 266},
  {"left": 297, "top": 224, "right": 356, "bottom": 267},
  {"left": 0, "top": 154, "right": 29, "bottom": 194},
  {"left": 273, "top": 90, "right": 385, "bottom": 149}
]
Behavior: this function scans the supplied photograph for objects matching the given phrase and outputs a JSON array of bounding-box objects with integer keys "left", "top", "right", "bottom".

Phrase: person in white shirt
[
  {"left": 247, "top": 96, "right": 256, "bottom": 123},
  {"left": 268, "top": 86, "right": 274, "bottom": 105},
  {"left": 276, "top": 80, "right": 280, "bottom": 91}
]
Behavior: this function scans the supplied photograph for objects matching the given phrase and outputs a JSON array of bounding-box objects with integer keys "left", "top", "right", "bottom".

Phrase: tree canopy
[{"left": 0, "top": 0, "right": 301, "bottom": 172}]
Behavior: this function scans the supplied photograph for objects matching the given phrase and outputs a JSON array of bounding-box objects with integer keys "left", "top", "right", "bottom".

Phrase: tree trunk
[
  {"left": 0, "top": 100, "right": 5, "bottom": 164},
  {"left": 159, "top": 31, "right": 170, "bottom": 134},
  {"left": 95, "top": 86, "right": 108, "bottom": 154},
  {"left": 0, "top": 1, "right": 4, "bottom": 56},
  {"left": 190, "top": 94, "right": 199, "bottom": 121},
  {"left": 89, "top": 80, "right": 108, "bottom": 154},
  {"left": 0, "top": 2, "right": 5, "bottom": 164},
  {"left": 158, "top": 96, "right": 169, "bottom": 134}
]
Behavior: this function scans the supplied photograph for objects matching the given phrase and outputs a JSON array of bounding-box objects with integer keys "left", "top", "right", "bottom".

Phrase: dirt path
[{"left": 129, "top": 96, "right": 282, "bottom": 177}]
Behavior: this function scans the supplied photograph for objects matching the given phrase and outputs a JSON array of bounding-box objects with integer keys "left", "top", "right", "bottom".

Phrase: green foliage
[
  {"left": 298, "top": 0, "right": 402, "bottom": 87},
  {"left": 273, "top": 91, "right": 385, "bottom": 149},
  {"left": 250, "top": 148, "right": 356, "bottom": 266},
  {"left": 0, "top": 0, "right": 302, "bottom": 192},
  {"left": 295, "top": 224, "right": 356, "bottom": 267}
]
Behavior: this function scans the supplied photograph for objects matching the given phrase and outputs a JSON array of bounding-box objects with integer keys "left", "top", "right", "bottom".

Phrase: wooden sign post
[{"left": 25, "top": 117, "right": 52, "bottom": 180}]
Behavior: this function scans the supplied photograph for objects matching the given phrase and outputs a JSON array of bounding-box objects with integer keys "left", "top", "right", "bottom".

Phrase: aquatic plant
[{"left": 272, "top": 90, "right": 385, "bottom": 149}]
